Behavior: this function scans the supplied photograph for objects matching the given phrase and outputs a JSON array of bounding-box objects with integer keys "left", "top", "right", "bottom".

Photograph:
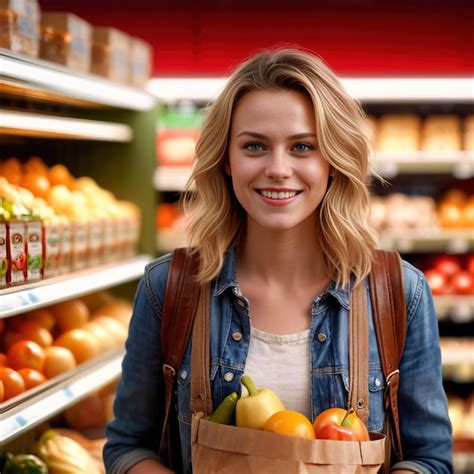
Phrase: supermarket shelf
[
  {"left": 0, "top": 350, "right": 123, "bottom": 445},
  {"left": 0, "top": 255, "right": 151, "bottom": 318},
  {"left": 435, "top": 296, "right": 474, "bottom": 322},
  {"left": 0, "top": 48, "right": 156, "bottom": 111},
  {"left": 374, "top": 151, "right": 474, "bottom": 178},
  {"left": 0, "top": 110, "right": 133, "bottom": 142},
  {"left": 155, "top": 153, "right": 474, "bottom": 191},
  {"left": 153, "top": 166, "right": 192, "bottom": 191},
  {"left": 148, "top": 77, "right": 474, "bottom": 103},
  {"left": 379, "top": 229, "right": 474, "bottom": 254}
]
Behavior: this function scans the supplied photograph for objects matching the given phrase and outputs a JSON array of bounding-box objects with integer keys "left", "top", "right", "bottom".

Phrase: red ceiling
[{"left": 40, "top": 1, "right": 474, "bottom": 76}]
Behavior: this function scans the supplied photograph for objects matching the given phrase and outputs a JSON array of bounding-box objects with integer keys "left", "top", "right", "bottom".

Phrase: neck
[{"left": 237, "top": 218, "right": 328, "bottom": 287}]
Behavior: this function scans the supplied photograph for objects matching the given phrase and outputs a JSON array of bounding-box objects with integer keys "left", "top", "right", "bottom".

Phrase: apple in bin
[
  {"left": 313, "top": 407, "right": 370, "bottom": 441},
  {"left": 424, "top": 269, "right": 450, "bottom": 296},
  {"left": 433, "top": 255, "right": 461, "bottom": 279}
]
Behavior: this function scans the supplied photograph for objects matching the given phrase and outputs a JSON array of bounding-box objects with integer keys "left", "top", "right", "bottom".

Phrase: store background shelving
[{"left": 0, "top": 49, "right": 158, "bottom": 451}]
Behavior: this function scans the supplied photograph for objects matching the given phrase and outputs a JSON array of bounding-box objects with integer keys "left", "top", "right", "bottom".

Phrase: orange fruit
[
  {"left": 0, "top": 157, "right": 22, "bottom": 185},
  {"left": 7, "top": 340, "right": 46, "bottom": 371},
  {"left": 84, "top": 321, "right": 115, "bottom": 352},
  {"left": 0, "top": 353, "right": 7, "bottom": 366},
  {"left": 51, "top": 299, "right": 90, "bottom": 332},
  {"left": 23, "top": 156, "right": 49, "bottom": 176},
  {"left": 263, "top": 410, "right": 316, "bottom": 440},
  {"left": 54, "top": 329, "right": 100, "bottom": 364},
  {"left": 23, "top": 308, "right": 55, "bottom": 331},
  {"left": 65, "top": 392, "right": 106, "bottom": 430},
  {"left": 16, "top": 321, "right": 53, "bottom": 348},
  {"left": 18, "top": 368, "right": 47, "bottom": 390},
  {"left": 439, "top": 203, "right": 463, "bottom": 229},
  {"left": 20, "top": 173, "right": 51, "bottom": 199},
  {"left": 0, "top": 380, "right": 4, "bottom": 402},
  {"left": 91, "top": 316, "right": 127, "bottom": 346},
  {"left": 0, "top": 366, "right": 26, "bottom": 400},
  {"left": 43, "top": 346, "right": 76, "bottom": 379},
  {"left": 48, "top": 164, "right": 74, "bottom": 189},
  {"left": 155, "top": 204, "right": 178, "bottom": 229}
]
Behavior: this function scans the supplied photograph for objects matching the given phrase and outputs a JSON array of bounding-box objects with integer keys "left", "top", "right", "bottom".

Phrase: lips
[{"left": 255, "top": 188, "right": 302, "bottom": 206}]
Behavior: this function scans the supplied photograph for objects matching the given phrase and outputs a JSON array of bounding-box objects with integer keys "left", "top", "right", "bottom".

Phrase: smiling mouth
[{"left": 257, "top": 189, "right": 302, "bottom": 200}]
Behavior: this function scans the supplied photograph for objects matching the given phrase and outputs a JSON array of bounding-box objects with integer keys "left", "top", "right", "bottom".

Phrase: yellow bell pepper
[{"left": 236, "top": 375, "right": 285, "bottom": 429}]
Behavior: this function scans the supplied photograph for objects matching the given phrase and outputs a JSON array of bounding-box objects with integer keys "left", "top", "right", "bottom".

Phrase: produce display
[
  {"left": 370, "top": 190, "right": 474, "bottom": 232},
  {"left": 423, "top": 254, "right": 474, "bottom": 296},
  {"left": 369, "top": 114, "right": 473, "bottom": 152},
  {"left": 208, "top": 375, "right": 369, "bottom": 442},
  {"left": 0, "top": 292, "right": 132, "bottom": 403},
  {"left": 0, "top": 157, "right": 141, "bottom": 288}
]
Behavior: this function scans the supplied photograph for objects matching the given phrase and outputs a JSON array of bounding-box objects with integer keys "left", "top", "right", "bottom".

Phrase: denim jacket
[{"left": 104, "top": 248, "right": 452, "bottom": 473}]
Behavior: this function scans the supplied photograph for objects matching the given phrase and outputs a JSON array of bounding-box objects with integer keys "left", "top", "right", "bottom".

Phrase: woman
[{"left": 103, "top": 48, "right": 452, "bottom": 473}]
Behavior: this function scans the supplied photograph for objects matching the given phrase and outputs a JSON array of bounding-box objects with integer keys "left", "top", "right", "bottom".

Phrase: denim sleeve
[
  {"left": 394, "top": 269, "right": 453, "bottom": 473},
  {"left": 103, "top": 275, "right": 165, "bottom": 473}
]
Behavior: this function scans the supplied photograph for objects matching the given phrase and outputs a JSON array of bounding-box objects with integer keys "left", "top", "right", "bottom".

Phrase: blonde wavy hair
[{"left": 182, "top": 47, "right": 379, "bottom": 288}]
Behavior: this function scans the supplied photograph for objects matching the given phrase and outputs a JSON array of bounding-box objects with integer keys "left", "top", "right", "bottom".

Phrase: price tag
[
  {"left": 377, "top": 160, "right": 399, "bottom": 178},
  {"left": 14, "top": 415, "right": 27, "bottom": 427},
  {"left": 63, "top": 387, "right": 75, "bottom": 400},
  {"left": 453, "top": 161, "right": 473, "bottom": 180},
  {"left": 447, "top": 239, "right": 469, "bottom": 254}
]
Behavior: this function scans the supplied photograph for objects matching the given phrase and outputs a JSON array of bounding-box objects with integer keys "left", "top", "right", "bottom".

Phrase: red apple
[
  {"left": 313, "top": 407, "right": 369, "bottom": 441},
  {"left": 433, "top": 255, "right": 462, "bottom": 278},
  {"left": 451, "top": 271, "right": 474, "bottom": 295},
  {"left": 424, "top": 269, "right": 449, "bottom": 296}
]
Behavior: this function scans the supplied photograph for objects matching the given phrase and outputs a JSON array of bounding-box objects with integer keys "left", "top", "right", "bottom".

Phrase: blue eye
[
  {"left": 292, "top": 143, "right": 313, "bottom": 153},
  {"left": 244, "top": 142, "right": 264, "bottom": 152}
]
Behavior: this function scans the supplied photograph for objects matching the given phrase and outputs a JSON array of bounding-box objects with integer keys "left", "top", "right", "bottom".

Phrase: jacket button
[
  {"left": 317, "top": 333, "right": 327, "bottom": 342},
  {"left": 180, "top": 370, "right": 188, "bottom": 380},
  {"left": 224, "top": 372, "right": 234, "bottom": 382},
  {"left": 232, "top": 331, "right": 243, "bottom": 342},
  {"left": 375, "top": 377, "right": 382, "bottom": 387}
]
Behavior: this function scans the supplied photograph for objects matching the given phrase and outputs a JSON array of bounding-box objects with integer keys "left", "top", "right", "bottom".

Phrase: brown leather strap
[
  {"left": 349, "top": 281, "right": 370, "bottom": 424},
  {"left": 159, "top": 248, "right": 201, "bottom": 458},
  {"left": 369, "top": 249, "right": 406, "bottom": 467},
  {"left": 190, "top": 284, "right": 213, "bottom": 415}
]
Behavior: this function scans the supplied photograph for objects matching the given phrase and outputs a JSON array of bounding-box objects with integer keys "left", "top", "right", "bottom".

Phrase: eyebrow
[{"left": 236, "top": 131, "right": 317, "bottom": 139}]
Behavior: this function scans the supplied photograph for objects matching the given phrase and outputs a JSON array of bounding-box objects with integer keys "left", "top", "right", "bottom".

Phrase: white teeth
[{"left": 260, "top": 190, "right": 297, "bottom": 199}]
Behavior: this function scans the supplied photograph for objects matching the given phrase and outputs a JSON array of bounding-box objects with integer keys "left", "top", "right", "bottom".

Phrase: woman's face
[{"left": 227, "top": 88, "right": 331, "bottom": 233}]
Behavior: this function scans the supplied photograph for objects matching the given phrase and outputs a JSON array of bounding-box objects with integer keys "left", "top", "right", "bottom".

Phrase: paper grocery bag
[{"left": 191, "top": 413, "right": 385, "bottom": 474}]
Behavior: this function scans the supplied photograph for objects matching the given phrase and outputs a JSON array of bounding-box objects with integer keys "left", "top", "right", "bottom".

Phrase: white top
[{"left": 244, "top": 326, "right": 312, "bottom": 421}]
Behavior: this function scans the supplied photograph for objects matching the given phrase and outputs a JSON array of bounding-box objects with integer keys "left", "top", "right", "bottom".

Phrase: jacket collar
[{"left": 213, "top": 245, "right": 351, "bottom": 310}]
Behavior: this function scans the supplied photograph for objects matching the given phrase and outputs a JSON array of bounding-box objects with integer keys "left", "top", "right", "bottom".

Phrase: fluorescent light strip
[
  {"left": 147, "top": 77, "right": 474, "bottom": 102},
  {"left": 0, "top": 110, "right": 133, "bottom": 142},
  {"left": 0, "top": 54, "right": 156, "bottom": 110}
]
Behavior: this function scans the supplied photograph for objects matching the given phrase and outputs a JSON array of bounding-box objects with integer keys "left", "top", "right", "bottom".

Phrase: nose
[{"left": 264, "top": 149, "right": 292, "bottom": 179}]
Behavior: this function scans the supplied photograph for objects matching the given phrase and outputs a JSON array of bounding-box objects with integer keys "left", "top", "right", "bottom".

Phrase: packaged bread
[
  {"left": 377, "top": 114, "right": 421, "bottom": 152},
  {"left": 40, "top": 12, "right": 92, "bottom": 72},
  {"left": 91, "top": 27, "right": 130, "bottom": 83},
  {"left": 421, "top": 115, "right": 462, "bottom": 152},
  {"left": 464, "top": 115, "right": 474, "bottom": 151},
  {"left": 0, "top": 0, "right": 39, "bottom": 57},
  {"left": 129, "top": 36, "right": 152, "bottom": 88}
]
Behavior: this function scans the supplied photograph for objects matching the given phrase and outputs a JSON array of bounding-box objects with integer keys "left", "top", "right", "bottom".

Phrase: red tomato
[
  {"left": 467, "top": 255, "right": 474, "bottom": 276},
  {"left": 451, "top": 271, "right": 474, "bottom": 295},
  {"left": 313, "top": 407, "right": 369, "bottom": 441},
  {"left": 424, "top": 269, "right": 449, "bottom": 296},
  {"left": 7, "top": 340, "right": 45, "bottom": 371},
  {"left": 433, "top": 255, "right": 462, "bottom": 278}
]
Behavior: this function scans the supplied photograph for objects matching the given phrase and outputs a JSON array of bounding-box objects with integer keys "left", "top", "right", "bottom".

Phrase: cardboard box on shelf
[
  {"left": 0, "top": 0, "right": 39, "bottom": 57},
  {"left": 129, "top": 36, "right": 152, "bottom": 88},
  {"left": 40, "top": 12, "right": 91, "bottom": 72},
  {"left": 92, "top": 27, "right": 130, "bottom": 83}
]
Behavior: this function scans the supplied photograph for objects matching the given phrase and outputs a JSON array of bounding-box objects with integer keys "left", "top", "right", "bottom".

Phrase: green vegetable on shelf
[{"left": 2, "top": 454, "right": 48, "bottom": 474}]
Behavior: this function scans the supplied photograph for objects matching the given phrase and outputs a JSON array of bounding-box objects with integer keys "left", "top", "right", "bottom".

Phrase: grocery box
[
  {"left": 0, "top": 0, "right": 39, "bottom": 57},
  {"left": 40, "top": 12, "right": 91, "bottom": 72},
  {"left": 43, "top": 221, "right": 62, "bottom": 278},
  {"left": 91, "top": 27, "right": 130, "bottom": 83},
  {"left": 0, "top": 220, "right": 7, "bottom": 288},
  {"left": 6, "top": 219, "right": 26, "bottom": 285},
  {"left": 25, "top": 218, "right": 43, "bottom": 282},
  {"left": 129, "top": 36, "right": 152, "bottom": 88}
]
